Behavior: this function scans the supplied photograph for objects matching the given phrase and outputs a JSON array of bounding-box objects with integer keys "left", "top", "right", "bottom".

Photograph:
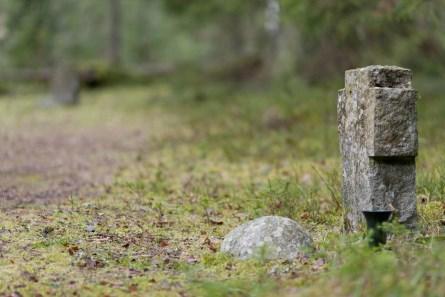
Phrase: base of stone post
[
  {"left": 363, "top": 211, "right": 392, "bottom": 246},
  {"left": 338, "top": 65, "right": 418, "bottom": 232}
]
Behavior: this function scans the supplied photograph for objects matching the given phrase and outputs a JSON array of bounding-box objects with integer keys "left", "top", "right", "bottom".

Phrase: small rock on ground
[{"left": 221, "top": 216, "right": 313, "bottom": 260}]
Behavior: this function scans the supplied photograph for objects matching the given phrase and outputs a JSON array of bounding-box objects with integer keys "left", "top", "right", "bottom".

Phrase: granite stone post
[{"left": 337, "top": 65, "right": 418, "bottom": 232}]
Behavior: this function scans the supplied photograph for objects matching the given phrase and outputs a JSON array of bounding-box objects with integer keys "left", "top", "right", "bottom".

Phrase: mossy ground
[{"left": 0, "top": 79, "right": 444, "bottom": 296}]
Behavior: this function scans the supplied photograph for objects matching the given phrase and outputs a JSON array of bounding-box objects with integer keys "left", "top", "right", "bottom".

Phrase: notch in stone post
[{"left": 338, "top": 65, "right": 418, "bottom": 232}]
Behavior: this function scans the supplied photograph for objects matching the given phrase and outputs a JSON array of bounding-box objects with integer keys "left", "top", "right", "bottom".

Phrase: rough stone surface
[
  {"left": 338, "top": 65, "right": 418, "bottom": 231},
  {"left": 221, "top": 216, "right": 313, "bottom": 260}
]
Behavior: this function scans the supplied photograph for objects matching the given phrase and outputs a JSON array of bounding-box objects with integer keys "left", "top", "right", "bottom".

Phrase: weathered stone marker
[{"left": 338, "top": 65, "right": 418, "bottom": 232}]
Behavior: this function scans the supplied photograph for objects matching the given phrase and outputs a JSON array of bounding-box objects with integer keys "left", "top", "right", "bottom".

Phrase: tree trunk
[
  {"left": 262, "top": 0, "right": 281, "bottom": 78},
  {"left": 108, "top": 0, "right": 122, "bottom": 67}
]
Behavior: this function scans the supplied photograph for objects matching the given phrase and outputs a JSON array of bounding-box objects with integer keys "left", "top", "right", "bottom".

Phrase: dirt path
[{"left": 0, "top": 122, "right": 147, "bottom": 207}]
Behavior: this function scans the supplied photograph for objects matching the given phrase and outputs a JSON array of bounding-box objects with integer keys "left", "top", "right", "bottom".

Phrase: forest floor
[{"left": 0, "top": 80, "right": 445, "bottom": 296}]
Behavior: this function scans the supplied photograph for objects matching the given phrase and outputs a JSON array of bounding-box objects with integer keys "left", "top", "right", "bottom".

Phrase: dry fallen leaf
[
  {"left": 159, "top": 239, "right": 169, "bottom": 248},
  {"left": 67, "top": 245, "right": 79, "bottom": 256},
  {"left": 128, "top": 284, "right": 138, "bottom": 293},
  {"left": 203, "top": 237, "right": 218, "bottom": 252}
]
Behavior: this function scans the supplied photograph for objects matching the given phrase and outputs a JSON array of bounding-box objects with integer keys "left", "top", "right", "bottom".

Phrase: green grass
[{"left": 0, "top": 78, "right": 444, "bottom": 296}]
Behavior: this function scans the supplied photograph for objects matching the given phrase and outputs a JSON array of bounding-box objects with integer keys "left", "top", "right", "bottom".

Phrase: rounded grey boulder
[{"left": 221, "top": 216, "right": 313, "bottom": 260}]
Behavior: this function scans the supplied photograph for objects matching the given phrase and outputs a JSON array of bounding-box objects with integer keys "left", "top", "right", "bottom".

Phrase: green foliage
[
  {"left": 0, "top": 0, "right": 445, "bottom": 82},
  {"left": 194, "top": 278, "right": 275, "bottom": 297},
  {"left": 3, "top": 0, "right": 56, "bottom": 66},
  {"left": 0, "top": 0, "right": 198, "bottom": 68},
  {"left": 163, "top": 0, "right": 264, "bottom": 21},
  {"left": 418, "top": 166, "right": 445, "bottom": 202},
  {"left": 300, "top": 234, "right": 445, "bottom": 297},
  {"left": 279, "top": 0, "right": 445, "bottom": 80}
]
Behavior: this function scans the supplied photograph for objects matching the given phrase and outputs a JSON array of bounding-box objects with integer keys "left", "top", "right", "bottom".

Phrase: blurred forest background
[{"left": 0, "top": 0, "right": 443, "bottom": 89}]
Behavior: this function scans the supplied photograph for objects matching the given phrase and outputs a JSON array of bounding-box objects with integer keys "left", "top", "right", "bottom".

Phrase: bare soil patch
[{"left": 0, "top": 122, "right": 147, "bottom": 207}]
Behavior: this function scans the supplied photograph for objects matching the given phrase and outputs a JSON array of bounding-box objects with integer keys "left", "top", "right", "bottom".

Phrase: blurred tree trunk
[
  {"left": 261, "top": 0, "right": 281, "bottom": 78},
  {"left": 228, "top": 15, "right": 245, "bottom": 57},
  {"left": 108, "top": 0, "right": 122, "bottom": 67}
]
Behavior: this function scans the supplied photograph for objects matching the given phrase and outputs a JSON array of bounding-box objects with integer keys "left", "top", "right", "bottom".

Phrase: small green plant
[{"left": 194, "top": 278, "right": 276, "bottom": 297}]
